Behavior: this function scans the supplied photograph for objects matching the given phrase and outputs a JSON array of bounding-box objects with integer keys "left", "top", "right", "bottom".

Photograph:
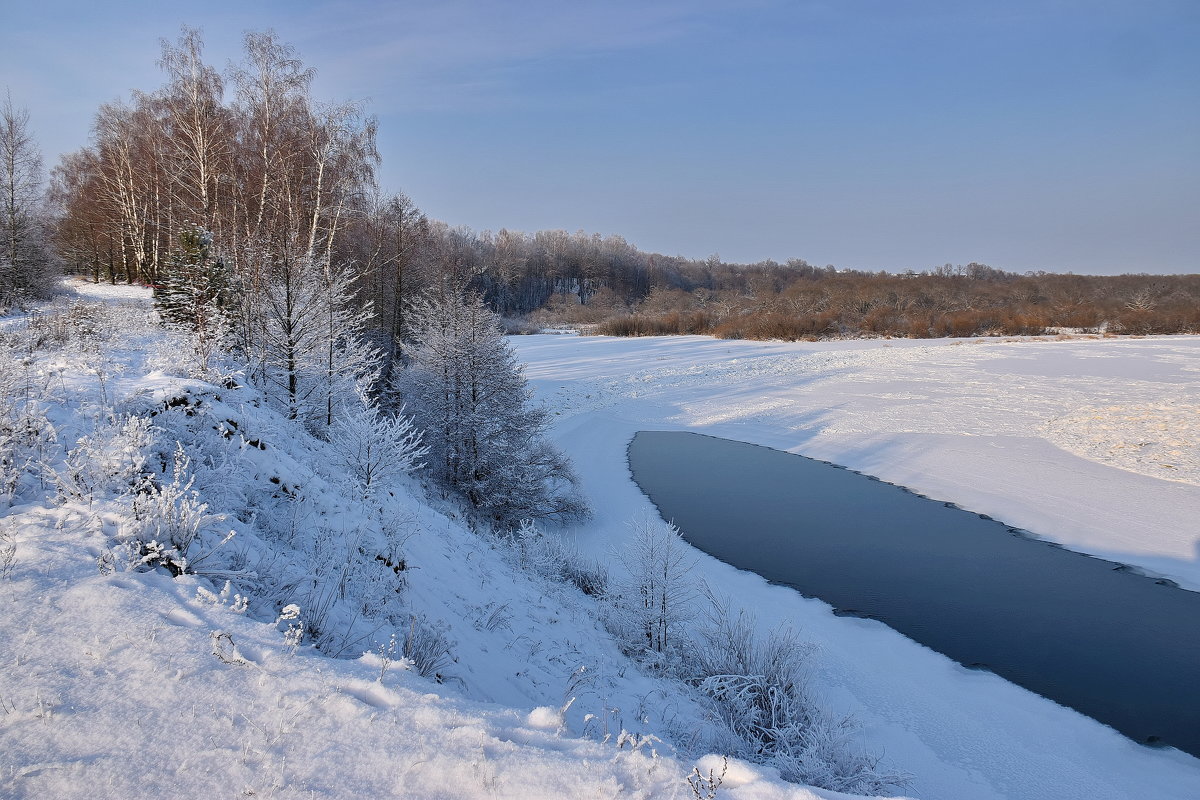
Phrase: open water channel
[{"left": 627, "top": 430, "right": 1200, "bottom": 757}]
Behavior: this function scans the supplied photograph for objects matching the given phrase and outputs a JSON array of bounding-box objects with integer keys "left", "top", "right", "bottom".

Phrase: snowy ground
[
  {"left": 1, "top": 282, "right": 861, "bottom": 800},
  {"left": 4, "top": 280, "right": 1197, "bottom": 800},
  {"left": 511, "top": 331, "right": 1200, "bottom": 800}
]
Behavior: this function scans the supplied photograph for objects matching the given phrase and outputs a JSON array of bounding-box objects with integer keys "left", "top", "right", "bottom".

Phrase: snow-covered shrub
[
  {"left": 275, "top": 604, "right": 305, "bottom": 655},
  {"left": 126, "top": 386, "right": 259, "bottom": 518},
  {"left": 22, "top": 297, "right": 152, "bottom": 355},
  {"left": 23, "top": 300, "right": 103, "bottom": 350},
  {"left": 194, "top": 581, "right": 249, "bottom": 613},
  {"left": 0, "top": 526, "right": 15, "bottom": 579},
  {"left": 0, "top": 351, "right": 54, "bottom": 504},
  {"left": 126, "top": 380, "right": 417, "bottom": 661},
  {"left": 686, "top": 756, "right": 728, "bottom": 800},
  {"left": 691, "top": 599, "right": 816, "bottom": 748},
  {"left": 56, "top": 415, "right": 154, "bottom": 503},
  {"left": 354, "top": 548, "right": 408, "bottom": 619},
  {"left": 147, "top": 315, "right": 241, "bottom": 386},
  {"left": 510, "top": 519, "right": 608, "bottom": 596},
  {"left": 567, "top": 560, "right": 608, "bottom": 597},
  {"left": 606, "top": 514, "right": 697, "bottom": 669},
  {"left": 124, "top": 442, "right": 228, "bottom": 575},
  {"left": 283, "top": 529, "right": 354, "bottom": 650},
  {"left": 273, "top": 520, "right": 406, "bottom": 658},
  {"left": 691, "top": 596, "right": 907, "bottom": 795},
  {"left": 328, "top": 387, "right": 427, "bottom": 499},
  {"left": 402, "top": 614, "right": 454, "bottom": 680}
]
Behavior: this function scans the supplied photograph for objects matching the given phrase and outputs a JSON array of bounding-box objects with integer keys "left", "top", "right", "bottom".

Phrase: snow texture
[
  {"left": 511, "top": 330, "right": 1200, "bottom": 800},
  {"left": 0, "top": 280, "right": 865, "bottom": 800},
  {"left": 3, "top": 280, "right": 1198, "bottom": 800}
]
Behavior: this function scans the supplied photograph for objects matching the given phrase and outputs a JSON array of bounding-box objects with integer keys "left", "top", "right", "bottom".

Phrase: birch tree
[
  {"left": 0, "top": 94, "right": 56, "bottom": 305},
  {"left": 156, "top": 26, "right": 230, "bottom": 229},
  {"left": 255, "top": 254, "right": 379, "bottom": 430}
]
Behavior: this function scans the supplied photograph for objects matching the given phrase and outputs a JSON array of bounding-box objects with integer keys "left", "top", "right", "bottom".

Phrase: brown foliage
[
  {"left": 595, "top": 311, "right": 714, "bottom": 336},
  {"left": 712, "top": 311, "right": 838, "bottom": 341},
  {"left": 590, "top": 270, "right": 1199, "bottom": 341}
]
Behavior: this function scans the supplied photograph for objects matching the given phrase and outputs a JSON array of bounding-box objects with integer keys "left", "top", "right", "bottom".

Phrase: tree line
[
  {"left": 4, "top": 26, "right": 1197, "bottom": 401},
  {"left": 7, "top": 27, "right": 586, "bottom": 528},
  {"left": 588, "top": 265, "right": 1200, "bottom": 339},
  {"left": 29, "top": 25, "right": 1198, "bottom": 345}
]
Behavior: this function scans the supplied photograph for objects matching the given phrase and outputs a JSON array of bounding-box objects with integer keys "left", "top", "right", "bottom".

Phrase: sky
[{"left": 2, "top": 0, "right": 1197, "bottom": 274}]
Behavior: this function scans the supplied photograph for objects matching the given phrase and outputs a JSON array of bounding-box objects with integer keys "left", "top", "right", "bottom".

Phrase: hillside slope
[{"left": 0, "top": 281, "right": 870, "bottom": 800}]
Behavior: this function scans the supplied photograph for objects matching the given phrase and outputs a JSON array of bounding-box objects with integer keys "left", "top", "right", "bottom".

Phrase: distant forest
[
  {"left": 396, "top": 235, "right": 1200, "bottom": 340},
  {"left": 11, "top": 29, "right": 1195, "bottom": 342}
]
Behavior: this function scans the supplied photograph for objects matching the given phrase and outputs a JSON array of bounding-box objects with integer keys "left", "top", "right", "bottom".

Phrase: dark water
[{"left": 627, "top": 430, "right": 1200, "bottom": 757}]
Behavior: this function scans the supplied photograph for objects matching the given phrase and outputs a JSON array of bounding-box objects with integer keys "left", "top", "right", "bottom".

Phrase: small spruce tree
[
  {"left": 155, "top": 225, "right": 231, "bottom": 340},
  {"left": 398, "top": 286, "right": 588, "bottom": 526}
]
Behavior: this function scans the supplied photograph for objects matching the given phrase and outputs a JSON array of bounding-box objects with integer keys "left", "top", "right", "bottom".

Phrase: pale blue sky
[{"left": 3, "top": 1, "right": 1197, "bottom": 273}]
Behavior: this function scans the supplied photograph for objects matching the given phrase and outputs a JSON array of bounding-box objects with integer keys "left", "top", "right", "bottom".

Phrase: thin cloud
[{"left": 286, "top": 0, "right": 746, "bottom": 111}]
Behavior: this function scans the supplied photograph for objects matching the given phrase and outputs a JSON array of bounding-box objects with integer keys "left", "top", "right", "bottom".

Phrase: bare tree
[
  {"left": 610, "top": 514, "right": 697, "bottom": 666},
  {"left": 348, "top": 190, "right": 430, "bottom": 350},
  {"left": 156, "top": 26, "right": 231, "bottom": 229},
  {"left": 229, "top": 29, "right": 315, "bottom": 259},
  {"left": 0, "top": 92, "right": 56, "bottom": 305},
  {"left": 90, "top": 99, "right": 161, "bottom": 284}
]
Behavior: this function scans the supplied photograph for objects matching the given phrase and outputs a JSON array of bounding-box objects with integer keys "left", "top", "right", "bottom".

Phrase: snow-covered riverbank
[
  {"left": 513, "top": 331, "right": 1200, "bottom": 800},
  {"left": 2, "top": 282, "right": 865, "bottom": 800},
  {"left": 4, "top": 279, "right": 1197, "bottom": 800},
  {"left": 514, "top": 332, "right": 1200, "bottom": 587}
]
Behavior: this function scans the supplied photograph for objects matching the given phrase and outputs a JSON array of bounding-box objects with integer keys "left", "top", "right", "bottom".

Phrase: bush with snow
[
  {"left": 606, "top": 513, "right": 698, "bottom": 670},
  {"left": 328, "top": 386, "right": 428, "bottom": 499},
  {"left": 508, "top": 518, "right": 608, "bottom": 597},
  {"left": 0, "top": 349, "right": 54, "bottom": 504},
  {"left": 400, "top": 613, "right": 454, "bottom": 680},
  {"left": 691, "top": 595, "right": 909, "bottom": 795},
  {"left": 0, "top": 525, "right": 15, "bottom": 579},
  {"left": 124, "top": 443, "right": 229, "bottom": 576},
  {"left": 56, "top": 415, "right": 153, "bottom": 503},
  {"left": 595, "top": 511, "right": 908, "bottom": 794}
]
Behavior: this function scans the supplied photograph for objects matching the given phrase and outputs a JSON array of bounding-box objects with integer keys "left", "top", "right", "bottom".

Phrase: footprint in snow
[
  {"left": 161, "top": 608, "right": 204, "bottom": 629},
  {"left": 341, "top": 682, "right": 397, "bottom": 709}
]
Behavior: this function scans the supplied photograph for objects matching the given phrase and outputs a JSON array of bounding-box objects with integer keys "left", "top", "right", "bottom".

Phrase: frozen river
[{"left": 514, "top": 332, "right": 1200, "bottom": 799}]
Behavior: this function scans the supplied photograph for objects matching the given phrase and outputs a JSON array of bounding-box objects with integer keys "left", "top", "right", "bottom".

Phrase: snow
[
  {"left": 0, "top": 281, "right": 847, "bottom": 800},
  {"left": 510, "top": 331, "right": 1200, "bottom": 800},
  {"left": 511, "top": 333, "right": 1200, "bottom": 588},
  {"left": 4, "top": 279, "right": 1198, "bottom": 800}
]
